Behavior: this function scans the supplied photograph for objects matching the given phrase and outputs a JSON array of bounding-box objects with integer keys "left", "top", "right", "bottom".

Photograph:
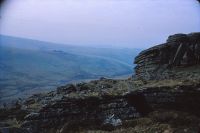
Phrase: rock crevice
[{"left": 134, "top": 33, "right": 200, "bottom": 80}]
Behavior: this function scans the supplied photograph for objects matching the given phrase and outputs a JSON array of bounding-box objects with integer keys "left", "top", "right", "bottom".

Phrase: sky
[{"left": 0, "top": 0, "right": 200, "bottom": 48}]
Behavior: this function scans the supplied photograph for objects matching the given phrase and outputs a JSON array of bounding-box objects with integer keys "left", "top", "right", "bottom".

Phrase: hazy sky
[{"left": 1, "top": 0, "right": 200, "bottom": 48}]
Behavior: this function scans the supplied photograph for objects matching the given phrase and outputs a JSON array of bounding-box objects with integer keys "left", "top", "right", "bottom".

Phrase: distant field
[{"left": 0, "top": 35, "right": 141, "bottom": 102}]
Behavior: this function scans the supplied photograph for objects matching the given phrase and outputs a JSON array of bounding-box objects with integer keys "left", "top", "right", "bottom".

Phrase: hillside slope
[
  {"left": 0, "top": 35, "right": 140, "bottom": 102},
  {"left": 1, "top": 32, "right": 200, "bottom": 133}
]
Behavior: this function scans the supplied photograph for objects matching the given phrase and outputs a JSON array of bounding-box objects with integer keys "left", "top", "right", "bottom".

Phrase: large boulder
[{"left": 134, "top": 32, "right": 200, "bottom": 80}]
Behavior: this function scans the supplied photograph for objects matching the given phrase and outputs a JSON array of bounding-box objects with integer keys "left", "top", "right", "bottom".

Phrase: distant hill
[{"left": 0, "top": 35, "right": 141, "bottom": 102}]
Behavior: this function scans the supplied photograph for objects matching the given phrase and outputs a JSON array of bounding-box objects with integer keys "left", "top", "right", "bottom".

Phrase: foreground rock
[{"left": 19, "top": 81, "right": 200, "bottom": 133}]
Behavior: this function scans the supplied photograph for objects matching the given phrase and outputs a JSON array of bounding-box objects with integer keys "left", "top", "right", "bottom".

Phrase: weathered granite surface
[
  {"left": 134, "top": 32, "right": 200, "bottom": 80},
  {"left": 20, "top": 82, "right": 200, "bottom": 133}
]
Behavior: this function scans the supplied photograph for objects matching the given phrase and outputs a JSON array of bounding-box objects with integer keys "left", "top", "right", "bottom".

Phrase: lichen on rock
[{"left": 134, "top": 32, "right": 200, "bottom": 80}]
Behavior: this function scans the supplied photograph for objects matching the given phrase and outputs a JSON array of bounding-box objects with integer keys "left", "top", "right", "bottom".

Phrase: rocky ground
[{"left": 1, "top": 32, "right": 200, "bottom": 133}]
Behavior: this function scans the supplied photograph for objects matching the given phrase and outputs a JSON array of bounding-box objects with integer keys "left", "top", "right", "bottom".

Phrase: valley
[{"left": 0, "top": 35, "right": 140, "bottom": 102}]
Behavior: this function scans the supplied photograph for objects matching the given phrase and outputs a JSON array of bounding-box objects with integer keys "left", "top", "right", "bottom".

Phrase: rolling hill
[{"left": 0, "top": 35, "right": 141, "bottom": 102}]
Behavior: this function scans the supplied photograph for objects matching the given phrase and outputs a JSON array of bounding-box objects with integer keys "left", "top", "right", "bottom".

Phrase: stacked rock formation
[
  {"left": 21, "top": 81, "right": 200, "bottom": 133},
  {"left": 134, "top": 33, "right": 200, "bottom": 80},
  {"left": 22, "top": 95, "right": 140, "bottom": 132}
]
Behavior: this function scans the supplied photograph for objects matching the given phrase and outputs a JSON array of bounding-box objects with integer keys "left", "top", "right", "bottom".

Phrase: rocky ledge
[
  {"left": 1, "top": 32, "right": 200, "bottom": 133},
  {"left": 134, "top": 32, "right": 200, "bottom": 80}
]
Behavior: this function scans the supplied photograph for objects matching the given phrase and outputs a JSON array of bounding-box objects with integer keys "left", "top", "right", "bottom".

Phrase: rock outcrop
[
  {"left": 20, "top": 82, "right": 200, "bottom": 133},
  {"left": 134, "top": 33, "right": 200, "bottom": 80},
  {"left": 1, "top": 32, "right": 200, "bottom": 133},
  {"left": 22, "top": 95, "right": 140, "bottom": 132}
]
